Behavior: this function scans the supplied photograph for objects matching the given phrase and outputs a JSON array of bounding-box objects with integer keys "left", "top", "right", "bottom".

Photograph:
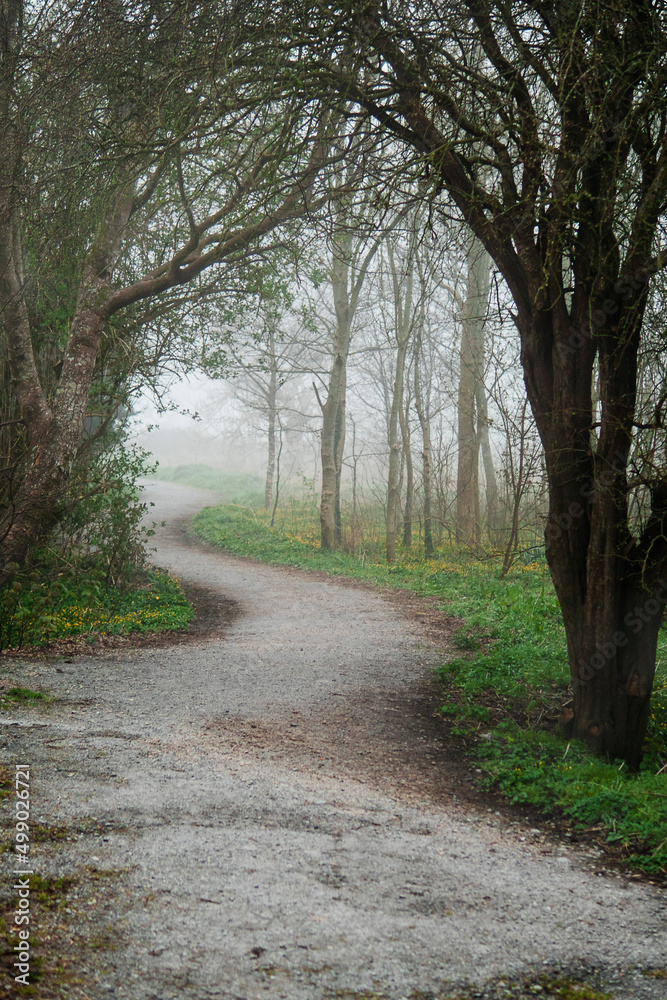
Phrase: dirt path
[{"left": 1, "top": 482, "right": 665, "bottom": 1000}]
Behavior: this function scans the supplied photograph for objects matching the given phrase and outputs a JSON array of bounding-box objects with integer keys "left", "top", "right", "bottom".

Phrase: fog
[{"left": 132, "top": 373, "right": 321, "bottom": 484}]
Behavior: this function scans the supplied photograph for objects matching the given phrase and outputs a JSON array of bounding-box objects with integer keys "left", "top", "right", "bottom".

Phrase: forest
[{"left": 2, "top": 1, "right": 667, "bottom": 800}]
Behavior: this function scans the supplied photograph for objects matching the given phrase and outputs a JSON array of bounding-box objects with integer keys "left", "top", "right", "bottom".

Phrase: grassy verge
[
  {"left": 0, "top": 569, "right": 193, "bottom": 651},
  {"left": 193, "top": 502, "right": 667, "bottom": 877},
  {"left": 151, "top": 464, "right": 265, "bottom": 505}
]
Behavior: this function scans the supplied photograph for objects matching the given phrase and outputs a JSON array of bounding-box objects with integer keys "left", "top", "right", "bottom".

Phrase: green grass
[
  {"left": 192, "top": 500, "right": 667, "bottom": 876},
  {"left": 475, "top": 720, "right": 667, "bottom": 874},
  {"left": 0, "top": 570, "right": 193, "bottom": 650},
  {"left": 151, "top": 464, "right": 265, "bottom": 505},
  {"left": 2, "top": 687, "right": 47, "bottom": 702},
  {"left": 29, "top": 873, "right": 78, "bottom": 911},
  {"left": 0, "top": 688, "right": 49, "bottom": 710},
  {"left": 192, "top": 501, "right": 567, "bottom": 688}
]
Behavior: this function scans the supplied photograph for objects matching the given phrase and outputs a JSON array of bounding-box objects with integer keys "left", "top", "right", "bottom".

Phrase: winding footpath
[{"left": 1, "top": 482, "right": 666, "bottom": 1000}]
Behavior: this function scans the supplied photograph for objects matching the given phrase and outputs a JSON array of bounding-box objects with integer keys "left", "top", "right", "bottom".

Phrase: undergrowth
[
  {"left": 192, "top": 499, "right": 667, "bottom": 877},
  {"left": 1, "top": 442, "right": 194, "bottom": 651},
  {"left": 474, "top": 719, "right": 667, "bottom": 875},
  {"left": 0, "top": 569, "right": 192, "bottom": 650}
]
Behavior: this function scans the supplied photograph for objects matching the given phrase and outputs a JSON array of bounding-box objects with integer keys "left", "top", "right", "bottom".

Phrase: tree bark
[
  {"left": 319, "top": 307, "right": 349, "bottom": 550},
  {"left": 400, "top": 393, "right": 413, "bottom": 548},
  {"left": 263, "top": 333, "right": 278, "bottom": 510},
  {"left": 385, "top": 238, "right": 414, "bottom": 564},
  {"left": 385, "top": 347, "right": 404, "bottom": 564},
  {"left": 476, "top": 380, "right": 499, "bottom": 542},
  {"left": 413, "top": 329, "right": 434, "bottom": 558},
  {"left": 526, "top": 299, "right": 663, "bottom": 770},
  {"left": 456, "top": 236, "right": 490, "bottom": 546},
  {"left": 0, "top": 150, "right": 135, "bottom": 586},
  {"left": 319, "top": 211, "right": 379, "bottom": 549}
]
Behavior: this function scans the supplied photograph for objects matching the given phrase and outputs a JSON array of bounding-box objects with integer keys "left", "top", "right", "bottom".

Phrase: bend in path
[{"left": 0, "top": 482, "right": 665, "bottom": 1000}]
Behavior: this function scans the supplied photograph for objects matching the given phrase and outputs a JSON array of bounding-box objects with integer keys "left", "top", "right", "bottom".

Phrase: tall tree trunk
[
  {"left": 400, "top": 395, "right": 413, "bottom": 548},
  {"left": 500, "top": 400, "right": 529, "bottom": 577},
  {"left": 385, "top": 238, "right": 414, "bottom": 564},
  {"left": 476, "top": 380, "right": 499, "bottom": 542},
  {"left": 319, "top": 312, "right": 350, "bottom": 549},
  {"left": 0, "top": 157, "right": 135, "bottom": 587},
  {"left": 527, "top": 300, "right": 661, "bottom": 770},
  {"left": 456, "top": 236, "right": 491, "bottom": 546},
  {"left": 319, "top": 214, "right": 380, "bottom": 550},
  {"left": 270, "top": 421, "right": 283, "bottom": 527},
  {"left": 385, "top": 345, "right": 405, "bottom": 564},
  {"left": 264, "top": 344, "right": 277, "bottom": 510},
  {"left": 333, "top": 372, "right": 346, "bottom": 547},
  {"left": 413, "top": 331, "right": 434, "bottom": 558}
]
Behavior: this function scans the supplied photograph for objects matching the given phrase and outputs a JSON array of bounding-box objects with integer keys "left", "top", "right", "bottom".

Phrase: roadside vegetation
[
  {"left": 191, "top": 493, "right": 667, "bottom": 877},
  {"left": 0, "top": 444, "right": 193, "bottom": 653},
  {"left": 148, "top": 465, "right": 265, "bottom": 505},
  {"left": 0, "top": 568, "right": 191, "bottom": 652}
]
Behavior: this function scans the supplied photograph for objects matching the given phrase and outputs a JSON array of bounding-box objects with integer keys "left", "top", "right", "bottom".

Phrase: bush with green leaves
[
  {"left": 53, "top": 438, "right": 158, "bottom": 590},
  {"left": 0, "top": 433, "right": 194, "bottom": 651}
]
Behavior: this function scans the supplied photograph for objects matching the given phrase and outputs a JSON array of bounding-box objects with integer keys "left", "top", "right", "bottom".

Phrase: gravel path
[{"left": 1, "top": 482, "right": 665, "bottom": 1000}]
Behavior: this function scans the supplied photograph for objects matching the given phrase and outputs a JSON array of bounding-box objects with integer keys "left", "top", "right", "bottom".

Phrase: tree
[
  {"left": 455, "top": 234, "right": 493, "bottom": 547},
  {"left": 0, "top": 0, "right": 338, "bottom": 586},
  {"left": 383, "top": 219, "right": 422, "bottom": 562},
  {"left": 314, "top": 198, "right": 381, "bottom": 549},
  {"left": 305, "top": 1, "right": 667, "bottom": 765},
  {"left": 413, "top": 313, "right": 435, "bottom": 557}
]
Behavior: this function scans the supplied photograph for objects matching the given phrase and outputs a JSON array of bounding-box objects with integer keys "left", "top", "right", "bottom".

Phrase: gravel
[{"left": 0, "top": 481, "right": 665, "bottom": 1000}]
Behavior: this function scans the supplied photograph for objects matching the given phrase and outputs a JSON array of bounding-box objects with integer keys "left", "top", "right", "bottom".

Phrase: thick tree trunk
[
  {"left": 566, "top": 583, "right": 661, "bottom": 770},
  {"left": 0, "top": 301, "right": 113, "bottom": 586},
  {"left": 525, "top": 301, "right": 662, "bottom": 769},
  {"left": 0, "top": 177, "right": 134, "bottom": 587}
]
